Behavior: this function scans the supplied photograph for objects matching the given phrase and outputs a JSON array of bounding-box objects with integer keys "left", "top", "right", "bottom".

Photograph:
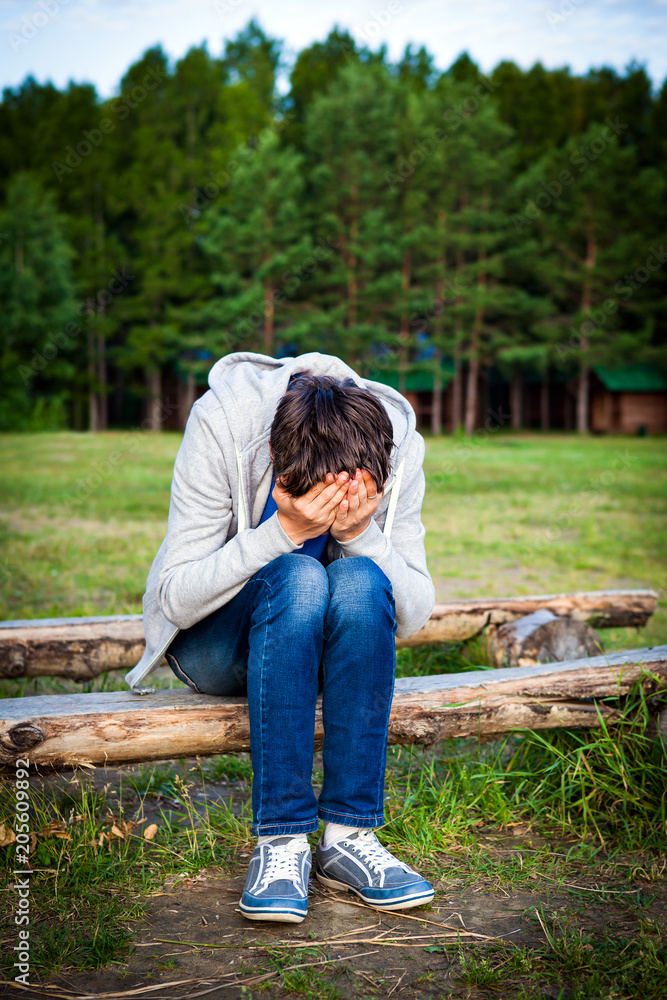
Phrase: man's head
[{"left": 269, "top": 371, "right": 394, "bottom": 497}]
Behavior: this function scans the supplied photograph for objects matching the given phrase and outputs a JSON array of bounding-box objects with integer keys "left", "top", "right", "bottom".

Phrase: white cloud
[{"left": 1, "top": 0, "right": 665, "bottom": 97}]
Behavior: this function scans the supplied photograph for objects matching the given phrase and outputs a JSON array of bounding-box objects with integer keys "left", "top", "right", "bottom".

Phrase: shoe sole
[
  {"left": 315, "top": 871, "right": 434, "bottom": 910},
  {"left": 238, "top": 902, "right": 306, "bottom": 923}
]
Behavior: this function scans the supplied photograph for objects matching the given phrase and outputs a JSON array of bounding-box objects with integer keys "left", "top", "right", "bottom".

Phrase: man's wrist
[
  {"left": 276, "top": 511, "right": 307, "bottom": 546},
  {"left": 332, "top": 517, "right": 372, "bottom": 544}
]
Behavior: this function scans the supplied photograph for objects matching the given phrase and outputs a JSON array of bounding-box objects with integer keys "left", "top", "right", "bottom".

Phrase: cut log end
[
  {"left": 0, "top": 722, "right": 45, "bottom": 766},
  {"left": 488, "top": 611, "right": 603, "bottom": 668}
]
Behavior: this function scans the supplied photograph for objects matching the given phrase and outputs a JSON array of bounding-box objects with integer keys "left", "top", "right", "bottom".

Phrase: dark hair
[{"left": 270, "top": 371, "right": 394, "bottom": 497}]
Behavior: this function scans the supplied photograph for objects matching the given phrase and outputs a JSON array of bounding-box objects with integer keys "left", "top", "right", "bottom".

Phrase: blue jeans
[{"left": 165, "top": 553, "right": 397, "bottom": 836}]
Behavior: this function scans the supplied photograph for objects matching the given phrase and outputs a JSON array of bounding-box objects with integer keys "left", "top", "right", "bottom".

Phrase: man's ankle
[
  {"left": 256, "top": 833, "right": 309, "bottom": 847},
  {"left": 321, "top": 822, "right": 362, "bottom": 848}
]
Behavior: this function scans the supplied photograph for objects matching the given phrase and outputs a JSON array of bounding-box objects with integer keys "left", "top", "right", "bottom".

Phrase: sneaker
[
  {"left": 315, "top": 829, "right": 434, "bottom": 910},
  {"left": 239, "top": 836, "right": 311, "bottom": 923}
]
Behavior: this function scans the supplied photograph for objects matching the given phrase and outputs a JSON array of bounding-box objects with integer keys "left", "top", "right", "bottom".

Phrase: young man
[{"left": 125, "top": 351, "right": 436, "bottom": 923}]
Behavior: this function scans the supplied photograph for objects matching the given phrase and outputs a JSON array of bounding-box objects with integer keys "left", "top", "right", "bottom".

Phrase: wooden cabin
[{"left": 591, "top": 365, "right": 667, "bottom": 435}]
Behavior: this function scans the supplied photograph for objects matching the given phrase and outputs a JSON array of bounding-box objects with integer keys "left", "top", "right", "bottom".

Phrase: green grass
[
  {"left": 1, "top": 430, "right": 666, "bottom": 991},
  {"left": 0, "top": 759, "right": 253, "bottom": 980},
  {"left": 381, "top": 683, "right": 667, "bottom": 859},
  {"left": 0, "top": 431, "right": 665, "bottom": 648},
  {"left": 453, "top": 919, "right": 667, "bottom": 1000},
  {"left": 421, "top": 432, "right": 667, "bottom": 652}
]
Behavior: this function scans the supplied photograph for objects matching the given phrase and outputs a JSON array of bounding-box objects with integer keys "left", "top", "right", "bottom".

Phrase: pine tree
[
  {"left": 0, "top": 173, "right": 76, "bottom": 429},
  {"left": 198, "top": 132, "right": 310, "bottom": 357},
  {"left": 519, "top": 123, "right": 640, "bottom": 431},
  {"left": 302, "top": 61, "right": 399, "bottom": 364}
]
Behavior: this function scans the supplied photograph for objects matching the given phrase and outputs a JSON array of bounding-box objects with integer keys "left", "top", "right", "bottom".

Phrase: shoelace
[
  {"left": 259, "top": 840, "right": 307, "bottom": 889},
  {"left": 343, "top": 829, "right": 414, "bottom": 876}
]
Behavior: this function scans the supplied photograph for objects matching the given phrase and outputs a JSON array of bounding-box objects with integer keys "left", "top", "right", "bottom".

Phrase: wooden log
[
  {"left": 403, "top": 589, "right": 658, "bottom": 647},
  {"left": 0, "top": 615, "right": 146, "bottom": 681},
  {"left": 1, "top": 646, "right": 664, "bottom": 772},
  {"left": 0, "top": 590, "right": 657, "bottom": 680},
  {"left": 487, "top": 610, "right": 603, "bottom": 668}
]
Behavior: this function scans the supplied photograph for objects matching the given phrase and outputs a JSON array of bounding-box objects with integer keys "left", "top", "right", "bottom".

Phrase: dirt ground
[
  {"left": 4, "top": 859, "right": 666, "bottom": 1000},
  {"left": 2, "top": 760, "right": 666, "bottom": 1000}
]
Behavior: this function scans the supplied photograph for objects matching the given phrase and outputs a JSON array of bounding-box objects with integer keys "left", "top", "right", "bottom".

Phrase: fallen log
[
  {"left": 404, "top": 589, "right": 657, "bottom": 647},
  {"left": 1, "top": 646, "right": 664, "bottom": 772},
  {"left": 0, "top": 590, "right": 657, "bottom": 680},
  {"left": 487, "top": 610, "right": 603, "bottom": 668}
]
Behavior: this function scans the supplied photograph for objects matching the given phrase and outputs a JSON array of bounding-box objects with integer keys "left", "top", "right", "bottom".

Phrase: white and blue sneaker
[
  {"left": 315, "top": 828, "right": 434, "bottom": 910},
  {"left": 239, "top": 836, "right": 311, "bottom": 923}
]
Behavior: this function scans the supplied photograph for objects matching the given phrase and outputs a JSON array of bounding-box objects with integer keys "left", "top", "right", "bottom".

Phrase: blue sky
[{"left": 2, "top": 0, "right": 666, "bottom": 98}]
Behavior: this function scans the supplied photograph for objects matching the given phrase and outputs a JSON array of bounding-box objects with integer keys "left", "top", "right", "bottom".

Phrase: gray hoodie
[{"left": 124, "top": 351, "right": 435, "bottom": 690}]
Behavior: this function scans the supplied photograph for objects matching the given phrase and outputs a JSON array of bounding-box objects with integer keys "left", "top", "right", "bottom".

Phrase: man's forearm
[{"left": 157, "top": 512, "right": 301, "bottom": 629}]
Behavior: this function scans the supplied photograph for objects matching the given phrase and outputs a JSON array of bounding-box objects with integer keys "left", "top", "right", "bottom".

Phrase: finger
[
  {"left": 361, "top": 470, "right": 380, "bottom": 500},
  {"left": 347, "top": 474, "right": 360, "bottom": 512},
  {"left": 356, "top": 469, "right": 368, "bottom": 505},
  {"left": 289, "top": 472, "right": 339, "bottom": 509},
  {"left": 318, "top": 480, "right": 350, "bottom": 509},
  {"left": 302, "top": 475, "right": 335, "bottom": 500}
]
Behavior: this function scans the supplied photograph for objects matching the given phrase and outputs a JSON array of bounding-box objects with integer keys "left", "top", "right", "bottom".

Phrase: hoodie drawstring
[{"left": 235, "top": 450, "right": 404, "bottom": 539}]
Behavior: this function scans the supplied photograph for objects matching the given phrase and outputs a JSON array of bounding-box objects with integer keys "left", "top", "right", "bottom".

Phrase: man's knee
[
  {"left": 261, "top": 553, "right": 329, "bottom": 613},
  {"left": 327, "top": 556, "right": 393, "bottom": 608}
]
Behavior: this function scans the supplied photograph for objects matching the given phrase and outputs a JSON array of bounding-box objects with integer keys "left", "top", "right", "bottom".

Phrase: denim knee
[
  {"left": 326, "top": 556, "right": 393, "bottom": 611},
  {"left": 257, "top": 552, "right": 330, "bottom": 621}
]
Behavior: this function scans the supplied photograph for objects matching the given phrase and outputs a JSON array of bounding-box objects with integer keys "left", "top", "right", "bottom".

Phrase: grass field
[
  {"left": 1, "top": 431, "right": 666, "bottom": 997},
  {"left": 0, "top": 430, "right": 665, "bottom": 648}
]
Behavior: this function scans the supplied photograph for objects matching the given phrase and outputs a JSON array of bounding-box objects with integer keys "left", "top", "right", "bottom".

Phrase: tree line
[{"left": 1, "top": 21, "right": 666, "bottom": 434}]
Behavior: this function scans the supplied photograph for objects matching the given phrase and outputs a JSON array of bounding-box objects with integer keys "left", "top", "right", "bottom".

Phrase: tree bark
[
  {"left": 451, "top": 347, "right": 462, "bottom": 433},
  {"left": 178, "top": 370, "right": 196, "bottom": 431},
  {"left": 263, "top": 281, "right": 275, "bottom": 355},
  {"left": 577, "top": 365, "right": 590, "bottom": 434},
  {"left": 3, "top": 647, "right": 665, "bottom": 771},
  {"left": 464, "top": 245, "right": 486, "bottom": 437},
  {"left": 97, "top": 334, "right": 108, "bottom": 431},
  {"left": 0, "top": 591, "right": 656, "bottom": 680},
  {"left": 464, "top": 354, "right": 479, "bottom": 436},
  {"left": 87, "top": 324, "right": 99, "bottom": 433},
  {"left": 510, "top": 372, "right": 523, "bottom": 430},
  {"left": 540, "top": 375, "right": 550, "bottom": 431},
  {"left": 146, "top": 368, "right": 162, "bottom": 431},
  {"left": 94, "top": 183, "right": 108, "bottom": 430},
  {"left": 577, "top": 223, "right": 597, "bottom": 433},
  {"left": 432, "top": 212, "right": 447, "bottom": 436},
  {"left": 432, "top": 359, "right": 442, "bottom": 435},
  {"left": 487, "top": 610, "right": 603, "bottom": 668}
]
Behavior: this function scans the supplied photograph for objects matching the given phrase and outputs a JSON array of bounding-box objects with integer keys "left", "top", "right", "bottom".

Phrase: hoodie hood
[
  {"left": 206, "top": 351, "right": 416, "bottom": 475},
  {"left": 124, "top": 350, "right": 433, "bottom": 691}
]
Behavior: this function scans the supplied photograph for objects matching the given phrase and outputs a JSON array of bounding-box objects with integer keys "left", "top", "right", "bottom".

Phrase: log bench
[
  {"left": 1, "top": 646, "right": 665, "bottom": 773},
  {"left": 0, "top": 589, "right": 657, "bottom": 680}
]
